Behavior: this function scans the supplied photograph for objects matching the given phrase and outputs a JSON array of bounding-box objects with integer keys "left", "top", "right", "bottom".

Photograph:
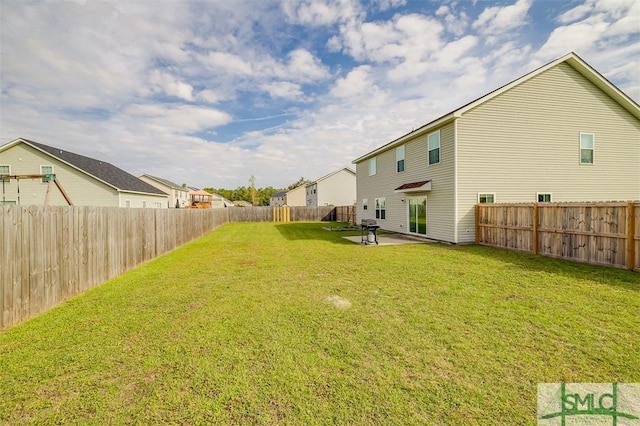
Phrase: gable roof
[
  {"left": 353, "top": 52, "right": 640, "bottom": 163},
  {"left": 1, "top": 138, "right": 167, "bottom": 196},
  {"left": 271, "top": 191, "right": 287, "bottom": 197},
  {"left": 307, "top": 167, "right": 356, "bottom": 186},
  {"left": 140, "top": 174, "right": 185, "bottom": 191}
]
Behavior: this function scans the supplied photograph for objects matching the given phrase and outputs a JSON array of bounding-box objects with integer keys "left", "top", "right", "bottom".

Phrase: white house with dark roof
[
  {"left": 306, "top": 167, "right": 356, "bottom": 207},
  {"left": 353, "top": 52, "right": 640, "bottom": 243},
  {"left": 139, "top": 173, "right": 189, "bottom": 208},
  {"left": 0, "top": 138, "right": 168, "bottom": 207}
]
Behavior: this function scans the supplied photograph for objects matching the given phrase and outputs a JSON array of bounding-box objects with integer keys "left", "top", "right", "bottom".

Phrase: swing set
[{"left": 0, "top": 173, "right": 73, "bottom": 206}]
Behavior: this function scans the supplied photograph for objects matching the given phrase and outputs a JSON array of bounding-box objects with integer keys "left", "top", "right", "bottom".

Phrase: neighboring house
[
  {"left": 306, "top": 167, "right": 357, "bottom": 207},
  {"left": 353, "top": 52, "right": 640, "bottom": 244},
  {"left": 0, "top": 138, "right": 168, "bottom": 207},
  {"left": 285, "top": 185, "right": 306, "bottom": 206},
  {"left": 211, "top": 193, "right": 234, "bottom": 208},
  {"left": 139, "top": 174, "right": 189, "bottom": 208},
  {"left": 270, "top": 191, "right": 287, "bottom": 207}
]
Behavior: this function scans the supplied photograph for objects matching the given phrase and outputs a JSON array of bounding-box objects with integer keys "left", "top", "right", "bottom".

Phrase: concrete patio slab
[{"left": 342, "top": 233, "right": 436, "bottom": 246}]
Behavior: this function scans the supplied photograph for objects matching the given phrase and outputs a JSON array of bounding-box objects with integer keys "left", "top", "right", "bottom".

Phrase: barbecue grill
[{"left": 360, "top": 219, "right": 379, "bottom": 245}]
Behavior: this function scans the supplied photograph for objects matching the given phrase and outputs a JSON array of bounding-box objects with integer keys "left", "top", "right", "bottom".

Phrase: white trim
[
  {"left": 427, "top": 130, "right": 441, "bottom": 166},
  {"left": 477, "top": 193, "right": 496, "bottom": 204},
  {"left": 395, "top": 145, "right": 405, "bottom": 173},
  {"left": 536, "top": 192, "right": 553, "bottom": 202},
  {"left": 40, "top": 164, "right": 54, "bottom": 183},
  {"left": 406, "top": 196, "right": 428, "bottom": 236},
  {"left": 374, "top": 197, "right": 386, "bottom": 220},
  {"left": 453, "top": 119, "right": 458, "bottom": 243},
  {"left": 369, "top": 157, "right": 377, "bottom": 176},
  {"left": 579, "top": 132, "right": 595, "bottom": 165}
]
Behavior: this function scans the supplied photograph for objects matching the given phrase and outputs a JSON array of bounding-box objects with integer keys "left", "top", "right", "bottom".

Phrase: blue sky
[{"left": 1, "top": 0, "right": 638, "bottom": 188}]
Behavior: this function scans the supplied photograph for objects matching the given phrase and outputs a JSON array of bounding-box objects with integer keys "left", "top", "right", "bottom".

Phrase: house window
[
  {"left": 369, "top": 157, "right": 377, "bottom": 176},
  {"left": 0, "top": 165, "right": 10, "bottom": 176},
  {"left": 125, "top": 200, "right": 131, "bottom": 208},
  {"left": 375, "top": 198, "right": 386, "bottom": 219},
  {"left": 362, "top": 198, "right": 368, "bottom": 210},
  {"left": 155, "top": 202, "right": 162, "bottom": 208},
  {"left": 1, "top": 200, "right": 17, "bottom": 205},
  {"left": 396, "top": 145, "right": 405, "bottom": 173},
  {"left": 580, "top": 133, "right": 594, "bottom": 164},
  {"left": 40, "top": 165, "right": 53, "bottom": 183},
  {"left": 428, "top": 131, "right": 440, "bottom": 165},
  {"left": 142, "top": 201, "right": 147, "bottom": 208},
  {"left": 537, "top": 193, "right": 552, "bottom": 202},
  {"left": 478, "top": 193, "right": 495, "bottom": 204}
]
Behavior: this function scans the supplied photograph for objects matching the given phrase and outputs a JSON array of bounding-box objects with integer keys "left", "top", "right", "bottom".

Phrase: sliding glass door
[{"left": 408, "top": 197, "right": 427, "bottom": 235}]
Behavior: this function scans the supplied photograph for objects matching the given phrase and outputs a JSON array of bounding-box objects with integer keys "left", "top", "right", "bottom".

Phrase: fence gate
[{"left": 273, "top": 206, "right": 291, "bottom": 222}]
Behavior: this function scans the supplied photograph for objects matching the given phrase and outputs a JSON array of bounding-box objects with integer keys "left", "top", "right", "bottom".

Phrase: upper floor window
[
  {"left": 40, "top": 165, "right": 53, "bottom": 183},
  {"left": 0, "top": 165, "right": 10, "bottom": 175},
  {"left": 580, "top": 133, "right": 594, "bottom": 164},
  {"left": 396, "top": 145, "right": 405, "bottom": 173},
  {"left": 537, "top": 193, "right": 552, "bottom": 202},
  {"left": 375, "top": 197, "right": 386, "bottom": 219},
  {"left": 428, "top": 131, "right": 440, "bottom": 165},
  {"left": 478, "top": 193, "right": 495, "bottom": 204},
  {"left": 369, "top": 157, "right": 377, "bottom": 176}
]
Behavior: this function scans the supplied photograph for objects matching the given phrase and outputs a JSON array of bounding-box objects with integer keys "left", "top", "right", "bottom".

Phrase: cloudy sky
[{"left": 1, "top": 0, "right": 638, "bottom": 189}]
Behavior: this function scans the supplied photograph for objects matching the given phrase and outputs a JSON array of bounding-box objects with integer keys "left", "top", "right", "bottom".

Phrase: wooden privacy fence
[
  {"left": 476, "top": 201, "right": 640, "bottom": 271},
  {"left": 1, "top": 206, "right": 229, "bottom": 330},
  {"left": 1, "top": 205, "right": 353, "bottom": 329}
]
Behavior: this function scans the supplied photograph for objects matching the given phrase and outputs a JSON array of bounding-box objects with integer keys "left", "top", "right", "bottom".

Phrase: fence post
[
  {"left": 532, "top": 203, "right": 539, "bottom": 255},
  {"left": 475, "top": 204, "right": 480, "bottom": 244},
  {"left": 627, "top": 202, "right": 636, "bottom": 270}
]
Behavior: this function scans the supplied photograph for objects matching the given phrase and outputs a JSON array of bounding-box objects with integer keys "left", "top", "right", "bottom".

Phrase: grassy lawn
[{"left": 1, "top": 222, "right": 639, "bottom": 424}]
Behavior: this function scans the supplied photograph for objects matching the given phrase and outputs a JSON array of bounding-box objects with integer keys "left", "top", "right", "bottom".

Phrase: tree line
[{"left": 203, "top": 177, "right": 310, "bottom": 207}]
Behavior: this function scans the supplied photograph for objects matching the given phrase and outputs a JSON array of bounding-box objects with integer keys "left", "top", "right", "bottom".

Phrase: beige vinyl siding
[
  {"left": 286, "top": 185, "right": 306, "bottom": 206},
  {"left": 120, "top": 192, "right": 167, "bottom": 208},
  {"left": 0, "top": 144, "right": 119, "bottom": 206},
  {"left": 356, "top": 122, "right": 456, "bottom": 241},
  {"left": 456, "top": 62, "right": 640, "bottom": 243},
  {"left": 138, "top": 175, "right": 186, "bottom": 208},
  {"left": 316, "top": 170, "right": 356, "bottom": 206}
]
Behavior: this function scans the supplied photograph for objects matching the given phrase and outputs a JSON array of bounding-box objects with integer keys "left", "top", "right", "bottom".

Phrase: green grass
[{"left": 1, "top": 222, "right": 639, "bottom": 424}]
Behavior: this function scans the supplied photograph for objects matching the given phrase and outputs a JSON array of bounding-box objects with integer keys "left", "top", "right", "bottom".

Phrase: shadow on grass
[
  {"left": 274, "top": 222, "right": 358, "bottom": 245},
  {"left": 451, "top": 244, "right": 640, "bottom": 292}
]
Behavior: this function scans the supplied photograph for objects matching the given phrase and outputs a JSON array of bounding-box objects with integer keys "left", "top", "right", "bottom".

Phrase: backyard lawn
[{"left": 1, "top": 222, "right": 639, "bottom": 424}]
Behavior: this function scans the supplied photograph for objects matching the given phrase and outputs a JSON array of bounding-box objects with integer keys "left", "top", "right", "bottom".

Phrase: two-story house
[
  {"left": 353, "top": 52, "right": 640, "bottom": 244},
  {"left": 139, "top": 174, "right": 189, "bottom": 208},
  {"left": 306, "top": 167, "right": 357, "bottom": 207},
  {"left": 0, "top": 138, "right": 168, "bottom": 207}
]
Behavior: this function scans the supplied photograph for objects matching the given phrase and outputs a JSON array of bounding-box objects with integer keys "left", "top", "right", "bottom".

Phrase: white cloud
[
  {"left": 148, "top": 70, "right": 194, "bottom": 101},
  {"left": 330, "top": 66, "right": 374, "bottom": 99},
  {"left": 373, "top": 0, "right": 407, "bottom": 11},
  {"left": 204, "top": 51, "right": 253, "bottom": 76},
  {"left": 281, "top": 0, "right": 362, "bottom": 26},
  {"left": 557, "top": 3, "right": 594, "bottom": 24},
  {"left": 261, "top": 81, "right": 305, "bottom": 100},
  {"left": 473, "top": 0, "right": 532, "bottom": 35},
  {"left": 124, "top": 104, "right": 232, "bottom": 132},
  {"left": 285, "top": 49, "right": 331, "bottom": 83}
]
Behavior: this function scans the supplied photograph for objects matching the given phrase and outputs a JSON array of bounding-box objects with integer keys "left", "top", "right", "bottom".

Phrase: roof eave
[{"left": 353, "top": 114, "right": 457, "bottom": 164}]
